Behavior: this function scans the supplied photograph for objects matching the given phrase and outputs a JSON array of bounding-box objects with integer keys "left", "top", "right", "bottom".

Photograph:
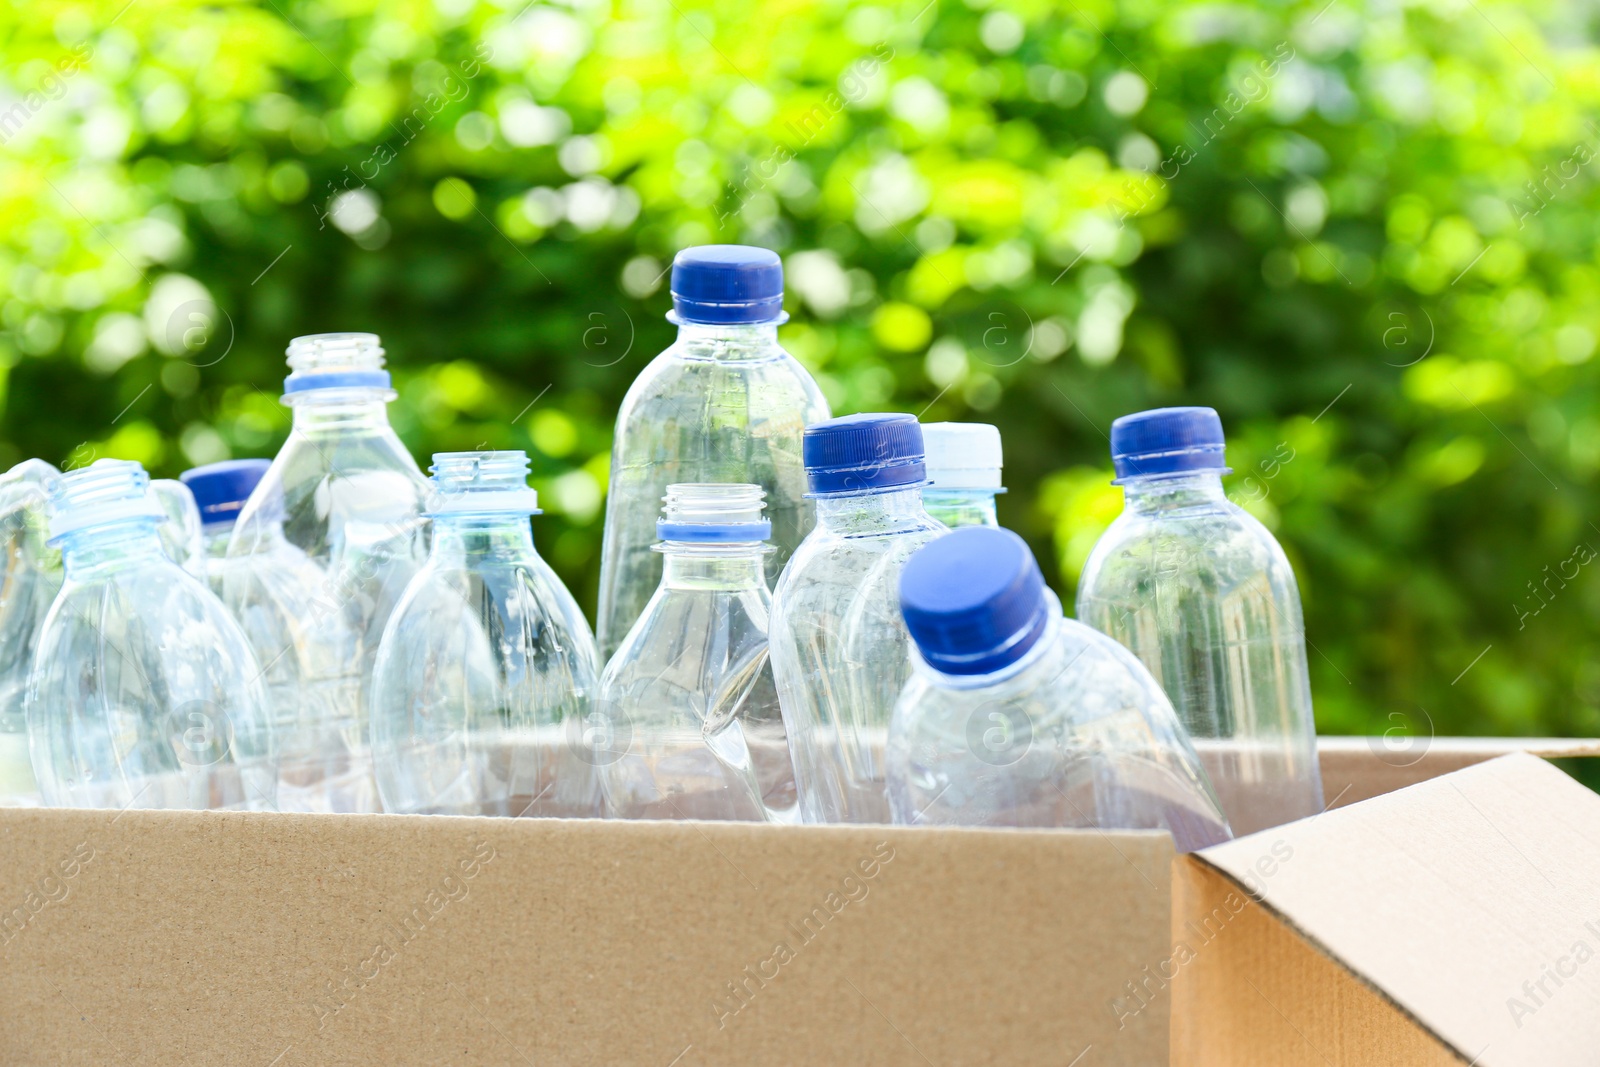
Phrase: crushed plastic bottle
[
  {"left": 769, "top": 413, "right": 946, "bottom": 824},
  {"left": 1075, "top": 406, "right": 1324, "bottom": 836},
  {"left": 596, "top": 484, "right": 777, "bottom": 821},
  {"left": 596, "top": 246, "right": 830, "bottom": 660},
  {"left": 226, "top": 332, "right": 429, "bottom": 813},
  {"left": 0, "top": 460, "right": 62, "bottom": 806},
  {"left": 180, "top": 459, "right": 272, "bottom": 594},
  {"left": 371, "top": 451, "right": 601, "bottom": 817},
  {"left": 26, "top": 459, "right": 277, "bottom": 811},
  {"left": 920, "top": 422, "right": 1004, "bottom": 529},
  {"left": 887, "top": 526, "right": 1231, "bottom": 851}
]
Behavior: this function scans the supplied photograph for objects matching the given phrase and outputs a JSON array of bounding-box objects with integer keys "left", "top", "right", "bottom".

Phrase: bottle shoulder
[
  {"left": 616, "top": 346, "right": 830, "bottom": 420},
  {"left": 1079, "top": 502, "right": 1297, "bottom": 598}
]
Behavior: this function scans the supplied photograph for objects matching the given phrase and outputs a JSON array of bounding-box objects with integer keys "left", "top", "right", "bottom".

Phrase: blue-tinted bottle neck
[
  {"left": 288, "top": 392, "right": 394, "bottom": 432},
  {"left": 659, "top": 544, "right": 769, "bottom": 591},
  {"left": 430, "top": 514, "right": 537, "bottom": 561},
  {"left": 814, "top": 486, "right": 936, "bottom": 535},
  {"left": 673, "top": 320, "right": 782, "bottom": 362},
  {"left": 1121, "top": 470, "right": 1227, "bottom": 512},
  {"left": 58, "top": 518, "right": 168, "bottom": 575}
]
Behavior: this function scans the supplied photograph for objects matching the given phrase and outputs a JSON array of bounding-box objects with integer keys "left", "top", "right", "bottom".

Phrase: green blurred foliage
[{"left": 2, "top": 0, "right": 1599, "bottom": 740}]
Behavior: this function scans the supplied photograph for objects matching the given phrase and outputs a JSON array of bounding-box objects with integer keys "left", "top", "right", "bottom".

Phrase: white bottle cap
[{"left": 921, "top": 422, "right": 1003, "bottom": 490}]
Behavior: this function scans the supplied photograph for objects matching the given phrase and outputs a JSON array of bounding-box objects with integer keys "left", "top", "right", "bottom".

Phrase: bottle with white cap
[
  {"left": 596, "top": 245, "right": 831, "bottom": 661},
  {"left": 26, "top": 459, "right": 277, "bottom": 811},
  {"left": 0, "top": 460, "right": 62, "bottom": 807},
  {"left": 887, "top": 526, "right": 1230, "bottom": 851},
  {"left": 225, "top": 332, "right": 430, "bottom": 813},
  {"left": 768, "top": 413, "right": 945, "bottom": 824},
  {"left": 371, "top": 451, "right": 600, "bottom": 817},
  {"left": 1076, "top": 406, "right": 1324, "bottom": 835},
  {"left": 920, "top": 422, "right": 1004, "bottom": 529},
  {"left": 593, "top": 482, "right": 781, "bottom": 821}
]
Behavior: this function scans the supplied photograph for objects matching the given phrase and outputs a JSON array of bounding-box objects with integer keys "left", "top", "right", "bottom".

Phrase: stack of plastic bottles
[{"left": 0, "top": 244, "right": 1327, "bottom": 851}]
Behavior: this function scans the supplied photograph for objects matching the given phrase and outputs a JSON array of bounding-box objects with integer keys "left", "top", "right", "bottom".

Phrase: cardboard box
[
  {"left": 1173, "top": 749, "right": 1600, "bottom": 1066},
  {"left": 0, "top": 737, "right": 1593, "bottom": 1066}
]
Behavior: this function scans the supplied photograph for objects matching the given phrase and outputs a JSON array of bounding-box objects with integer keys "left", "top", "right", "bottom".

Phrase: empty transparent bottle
[
  {"left": 1076, "top": 407, "right": 1324, "bottom": 836},
  {"left": 888, "top": 527, "right": 1231, "bottom": 852},
  {"left": 371, "top": 451, "right": 600, "bottom": 817},
  {"left": 0, "top": 460, "right": 62, "bottom": 806},
  {"left": 596, "top": 246, "right": 830, "bottom": 660},
  {"left": 921, "top": 422, "right": 1004, "bottom": 529},
  {"left": 769, "top": 413, "right": 946, "bottom": 824},
  {"left": 596, "top": 484, "right": 778, "bottom": 821},
  {"left": 148, "top": 478, "right": 204, "bottom": 577},
  {"left": 180, "top": 459, "right": 272, "bottom": 594},
  {"left": 26, "top": 459, "right": 276, "bottom": 811},
  {"left": 226, "top": 332, "right": 429, "bottom": 813}
]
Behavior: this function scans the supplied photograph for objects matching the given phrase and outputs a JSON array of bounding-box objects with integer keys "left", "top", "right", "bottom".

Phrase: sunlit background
[{"left": 2, "top": 0, "right": 1598, "bottom": 740}]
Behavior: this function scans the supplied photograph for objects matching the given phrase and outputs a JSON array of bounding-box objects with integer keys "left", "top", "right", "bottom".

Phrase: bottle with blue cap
[
  {"left": 225, "top": 332, "right": 430, "bottom": 813},
  {"left": 180, "top": 458, "right": 274, "bottom": 592},
  {"left": 768, "top": 413, "right": 946, "bottom": 824},
  {"left": 596, "top": 245, "right": 830, "bottom": 661},
  {"left": 0, "top": 459, "right": 62, "bottom": 806},
  {"left": 595, "top": 483, "right": 783, "bottom": 821},
  {"left": 25, "top": 458, "right": 278, "bottom": 811},
  {"left": 886, "top": 527, "right": 1230, "bottom": 849},
  {"left": 921, "top": 422, "right": 1004, "bottom": 528},
  {"left": 1076, "top": 406, "right": 1324, "bottom": 835},
  {"left": 370, "top": 451, "right": 601, "bottom": 817}
]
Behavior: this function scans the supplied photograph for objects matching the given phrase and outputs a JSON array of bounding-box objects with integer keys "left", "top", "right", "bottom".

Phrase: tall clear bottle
[
  {"left": 0, "top": 460, "right": 62, "bottom": 806},
  {"left": 1075, "top": 406, "right": 1324, "bottom": 835},
  {"left": 180, "top": 459, "right": 272, "bottom": 594},
  {"left": 921, "top": 422, "right": 1004, "bottom": 529},
  {"left": 887, "top": 527, "right": 1231, "bottom": 852},
  {"left": 596, "top": 484, "right": 785, "bottom": 822},
  {"left": 768, "top": 413, "right": 946, "bottom": 824},
  {"left": 226, "top": 332, "right": 429, "bottom": 813},
  {"left": 26, "top": 460, "right": 276, "bottom": 811},
  {"left": 596, "top": 245, "right": 830, "bottom": 660},
  {"left": 371, "top": 451, "right": 600, "bottom": 817}
]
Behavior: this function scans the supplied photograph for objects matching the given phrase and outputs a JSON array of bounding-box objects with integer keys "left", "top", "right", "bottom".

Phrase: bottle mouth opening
[
  {"left": 48, "top": 460, "right": 163, "bottom": 542},
  {"left": 428, "top": 451, "right": 541, "bottom": 515}
]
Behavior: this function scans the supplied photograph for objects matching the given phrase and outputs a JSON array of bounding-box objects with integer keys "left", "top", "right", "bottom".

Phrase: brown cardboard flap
[
  {"left": 0, "top": 809, "right": 1173, "bottom": 1066},
  {"left": 1175, "top": 753, "right": 1600, "bottom": 1067},
  {"left": 1318, "top": 735, "right": 1600, "bottom": 810}
]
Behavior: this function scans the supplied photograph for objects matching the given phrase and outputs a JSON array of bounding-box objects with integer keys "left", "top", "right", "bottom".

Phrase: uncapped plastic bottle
[
  {"left": 26, "top": 459, "right": 276, "bottom": 811},
  {"left": 148, "top": 478, "right": 204, "bottom": 577},
  {"left": 596, "top": 483, "right": 779, "bottom": 821},
  {"left": 887, "top": 526, "right": 1231, "bottom": 852},
  {"left": 180, "top": 459, "right": 272, "bottom": 594},
  {"left": 768, "top": 413, "right": 946, "bottom": 824},
  {"left": 0, "top": 460, "right": 62, "bottom": 806},
  {"left": 596, "top": 245, "right": 830, "bottom": 660},
  {"left": 371, "top": 451, "right": 600, "bottom": 817},
  {"left": 921, "top": 422, "right": 1004, "bottom": 529},
  {"left": 1075, "top": 407, "right": 1324, "bottom": 835},
  {"left": 226, "top": 332, "right": 429, "bottom": 813}
]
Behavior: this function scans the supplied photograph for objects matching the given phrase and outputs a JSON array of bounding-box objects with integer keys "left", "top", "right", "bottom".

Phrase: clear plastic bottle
[
  {"left": 1075, "top": 406, "right": 1324, "bottom": 836},
  {"left": 769, "top": 413, "right": 946, "bottom": 824},
  {"left": 26, "top": 459, "right": 277, "bottom": 811},
  {"left": 226, "top": 332, "right": 430, "bottom": 813},
  {"left": 596, "top": 246, "right": 830, "bottom": 660},
  {"left": 179, "top": 459, "right": 272, "bottom": 594},
  {"left": 371, "top": 451, "right": 600, "bottom": 817},
  {"left": 921, "top": 422, "right": 1004, "bottom": 528},
  {"left": 596, "top": 484, "right": 778, "bottom": 821},
  {"left": 0, "top": 460, "right": 62, "bottom": 806},
  {"left": 147, "top": 478, "right": 204, "bottom": 577},
  {"left": 887, "top": 526, "right": 1231, "bottom": 852}
]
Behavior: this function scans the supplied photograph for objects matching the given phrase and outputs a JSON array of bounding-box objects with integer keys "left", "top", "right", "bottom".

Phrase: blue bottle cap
[
  {"left": 1109, "top": 406, "right": 1229, "bottom": 482},
  {"left": 899, "top": 527, "right": 1052, "bottom": 676},
  {"left": 802, "top": 413, "right": 927, "bottom": 497},
  {"left": 179, "top": 459, "right": 273, "bottom": 527},
  {"left": 669, "top": 245, "right": 786, "bottom": 325}
]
